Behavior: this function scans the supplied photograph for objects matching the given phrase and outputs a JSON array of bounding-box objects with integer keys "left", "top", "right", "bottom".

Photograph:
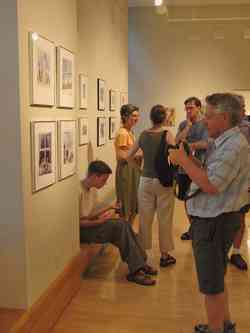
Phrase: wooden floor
[{"left": 52, "top": 200, "right": 250, "bottom": 333}]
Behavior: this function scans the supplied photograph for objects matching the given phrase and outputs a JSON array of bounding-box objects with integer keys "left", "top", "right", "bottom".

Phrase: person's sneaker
[
  {"left": 230, "top": 254, "right": 248, "bottom": 271},
  {"left": 194, "top": 322, "right": 236, "bottom": 333},
  {"left": 194, "top": 324, "right": 209, "bottom": 333},
  {"left": 180, "top": 231, "right": 191, "bottom": 241},
  {"left": 224, "top": 322, "right": 236, "bottom": 333}
]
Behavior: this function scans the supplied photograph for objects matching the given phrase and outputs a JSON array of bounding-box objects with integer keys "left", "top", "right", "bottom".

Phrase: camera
[{"left": 168, "top": 141, "right": 191, "bottom": 155}]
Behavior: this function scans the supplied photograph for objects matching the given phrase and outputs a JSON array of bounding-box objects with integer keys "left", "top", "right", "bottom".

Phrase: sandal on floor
[
  {"left": 160, "top": 254, "right": 176, "bottom": 267},
  {"left": 141, "top": 264, "right": 158, "bottom": 276},
  {"left": 126, "top": 271, "right": 156, "bottom": 286}
]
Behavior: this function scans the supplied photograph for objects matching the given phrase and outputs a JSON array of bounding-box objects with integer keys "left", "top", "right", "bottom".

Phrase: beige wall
[
  {"left": 18, "top": 0, "right": 79, "bottom": 308},
  {"left": 77, "top": 0, "right": 128, "bottom": 203},
  {"left": 128, "top": 5, "right": 250, "bottom": 135},
  {"left": 0, "top": 0, "right": 27, "bottom": 309},
  {"left": 0, "top": 0, "right": 128, "bottom": 309}
]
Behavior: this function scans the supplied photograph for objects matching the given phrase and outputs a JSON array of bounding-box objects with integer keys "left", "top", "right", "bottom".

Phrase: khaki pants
[{"left": 138, "top": 177, "right": 175, "bottom": 253}]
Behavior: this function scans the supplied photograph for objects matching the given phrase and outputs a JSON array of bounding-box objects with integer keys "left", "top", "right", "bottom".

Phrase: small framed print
[
  {"left": 109, "top": 89, "right": 116, "bottom": 111},
  {"left": 97, "top": 78, "right": 105, "bottom": 111},
  {"left": 120, "top": 92, "right": 128, "bottom": 106},
  {"left": 79, "top": 118, "right": 88, "bottom": 145},
  {"left": 79, "top": 74, "right": 88, "bottom": 109},
  {"left": 57, "top": 46, "right": 75, "bottom": 108},
  {"left": 109, "top": 117, "right": 116, "bottom": 140},
  {"left": 165, "top": 107, "right": 176, "bottom": 127},
  {"left": 31, "top": 121, "right": 57, "bottom": 192},
  {"left": 97, "top": 117, "right": 106, "bottom": 146},
  {"left": 29, "top": 32, "right": 55, "bottom": 106},
  {"left": 58, "top": 120, "right": 76, "bottom": 179}
]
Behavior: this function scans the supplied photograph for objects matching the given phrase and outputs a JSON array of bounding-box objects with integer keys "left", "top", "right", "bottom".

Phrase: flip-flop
[
  {"left": 160, "top": 254, "right": 176, "bottom": 267},
  {"left": 126, "top": 272, "right": 156, "bottom": 286},
  {"left": 141, "top": 264, "right": 158, "bottom": 276}
]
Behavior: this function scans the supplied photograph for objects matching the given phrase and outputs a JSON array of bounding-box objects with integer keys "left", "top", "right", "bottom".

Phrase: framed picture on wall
[
  {"left": 97, "top": 117, "right": 106, "bottom": 146},
  {"left": 58, "top": 120, "right": 76, "bottom": 179},
  {"left": 29, "top": 32, "right": 55, "bottom": 106},
  {"left": 57, "top": 46, "right": 75, "bottom": 108},
  {"left": 109, "top": 89, "right": 116, "bottom": 111},
  {"left": 78, "top": 117, "right": 88, "bottom": 145},
  {"left": 120, "top": 92, "right": 128, "bottom": 106},
  {"left": 79, "top": 74, "right": 88, "bottom": 109},
  {"left": 109, "top": 117, "right": 116, "bottom": 139},
  {"left": 165, "top": 107, "right": 176, "bottom": 127},
  {"left": 31, "top": 121, "right": 57, "bottom": 192},
  {"left": 97, "top": 78, "right": 105, "bottom": 111}
]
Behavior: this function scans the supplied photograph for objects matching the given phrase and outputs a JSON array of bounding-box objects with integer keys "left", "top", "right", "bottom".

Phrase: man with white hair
[{"left": 169, "top": 93, "right": 248, "bottom": 333}]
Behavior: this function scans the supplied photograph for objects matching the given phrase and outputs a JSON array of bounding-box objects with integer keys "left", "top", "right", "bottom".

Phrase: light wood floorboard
[{"left": 52, "top": 200, "right": 250, "bottom": 333}]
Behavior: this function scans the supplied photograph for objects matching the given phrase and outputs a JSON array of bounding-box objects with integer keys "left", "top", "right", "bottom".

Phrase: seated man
[{"left": 79, "top": 160, "right": 157, "bottom": 286}]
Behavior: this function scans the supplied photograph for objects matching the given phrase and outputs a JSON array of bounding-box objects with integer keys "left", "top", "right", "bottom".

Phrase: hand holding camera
[{"left": 168, "top": 141, "right": 190, "bottom": 166}]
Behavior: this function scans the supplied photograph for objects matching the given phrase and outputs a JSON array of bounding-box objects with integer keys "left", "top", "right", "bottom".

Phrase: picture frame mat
[
  {"left": 29, "top": 32, "right": 55, "bottom": 106},
  {"left": 59, "top": 120, "right": 77, "bottom": 179},
  {"left": 31, "top": 121, "right": 57, "bottom": 192}
]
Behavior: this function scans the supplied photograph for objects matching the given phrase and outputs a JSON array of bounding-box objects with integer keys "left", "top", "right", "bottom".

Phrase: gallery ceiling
[{"left": 128, "top": 0, "right": 250, "bottom": 6}]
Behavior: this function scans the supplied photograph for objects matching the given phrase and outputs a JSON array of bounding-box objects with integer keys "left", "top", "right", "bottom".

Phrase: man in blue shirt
[
  {"left": 169, "top": 93, "right": 248, "bottom": 333},
  {"left": 176, "top": 97, "right": 208, "bottom": 240}
]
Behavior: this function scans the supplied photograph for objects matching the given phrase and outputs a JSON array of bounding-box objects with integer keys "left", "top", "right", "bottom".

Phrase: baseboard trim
[{"left": 9, "top": 244, "right": 103, "bottom": 333}]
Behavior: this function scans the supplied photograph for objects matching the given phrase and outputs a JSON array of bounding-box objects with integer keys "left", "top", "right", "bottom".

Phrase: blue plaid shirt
[{"left": 187, "top": 127, "right": 249, "bottom": 218}]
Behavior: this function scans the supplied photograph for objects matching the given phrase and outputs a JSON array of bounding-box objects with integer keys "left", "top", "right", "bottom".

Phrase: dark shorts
[
  {"left": 190, "top": 212, "right": 241, "bottom": 295},
  {"left": 176, "top": 173, "right": 191, "bottom": 200}
]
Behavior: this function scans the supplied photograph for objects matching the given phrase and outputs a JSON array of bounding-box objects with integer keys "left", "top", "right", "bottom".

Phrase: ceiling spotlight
[
  {"left": 154, "top": 0, "right": 163, "bottom": 6},
  {"left": 156, "top": 4, "right": 168, "bottom": 15}
]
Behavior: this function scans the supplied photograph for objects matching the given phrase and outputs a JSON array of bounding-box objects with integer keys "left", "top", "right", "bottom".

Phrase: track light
[{"left": 154, "top": 0, "right": 163, "bottom": 6}]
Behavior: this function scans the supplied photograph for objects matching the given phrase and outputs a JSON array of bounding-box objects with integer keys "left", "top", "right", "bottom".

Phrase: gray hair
[{"left": 205, "top": 93, "right": 241, "bottom": 126}]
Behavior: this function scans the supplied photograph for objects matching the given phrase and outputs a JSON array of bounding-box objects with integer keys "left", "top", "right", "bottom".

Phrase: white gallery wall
[
  {"left": 0, "top": 0, "right": 128, "bottom": 309},
  {"left": 128, "top": 5, "right": 250, "bottom": 135}
]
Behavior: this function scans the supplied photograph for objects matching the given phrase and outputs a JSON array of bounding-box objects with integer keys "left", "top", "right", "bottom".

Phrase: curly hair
[{"left": 120, "top": 104, "right": 139, "bottom": 124}]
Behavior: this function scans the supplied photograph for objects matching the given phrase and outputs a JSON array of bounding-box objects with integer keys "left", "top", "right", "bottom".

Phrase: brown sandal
[
  {"left": 141, "top": 264, "right": 158, "bottom": 276},
  {"left": 127, "top": 271, "right": 156, "bottom": 286}
]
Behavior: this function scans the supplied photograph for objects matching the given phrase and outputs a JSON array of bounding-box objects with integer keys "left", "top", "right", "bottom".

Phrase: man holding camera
[
  {"left": 79, "top": 160, "right": 157, "bottom": 286},
  {"left": 176, "top": 96, "right": 208, "bottom": 240},
  {"left": 169, "top": 93, "right": 249, "bottom": 333}
]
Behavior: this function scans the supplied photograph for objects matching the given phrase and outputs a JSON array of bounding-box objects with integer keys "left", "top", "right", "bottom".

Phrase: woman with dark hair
[
  {"left": 114, "top": 104, "right": 141, "bottom": 223},
  {"left": 128, "top": 105, "right": 176, "bottom": 267}
]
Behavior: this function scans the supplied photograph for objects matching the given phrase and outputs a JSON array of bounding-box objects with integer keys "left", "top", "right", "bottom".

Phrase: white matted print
[
  {"left": 109, "top": 89, "right": 116, "bottom": 111},
  {"left": 109, "top": 117, "right": 116, "bottom": 139},
  {"left": 120, "top": 92, "right": 128, "bottom": 107},
  {"left": 79, "top": 74, "right": 88, "bottom": 109},
  {"left": 97, "top": 117, "right": 106, "bottom": 146},
  {"left": 97, "top": 78, "right": 105, "bottom": 111},
  {"left": 31, "top": 121, "right": 57, "bottom": 192},
  {"left": 79, "top": 118, "right": 88, "bottom": 145},
  {"left": 57, "top": 47, "right": 75, "bottom": 108},
  {"left": 59, "top": 120, "right": 76, "bottom": 179},
  {"left": 29, "top": 32, "right": 55, "bottom": 106}
]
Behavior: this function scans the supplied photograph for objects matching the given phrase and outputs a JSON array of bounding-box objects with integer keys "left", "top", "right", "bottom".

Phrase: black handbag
[{"left": 154, "top": 130, "right": 177, "bottom": 187}]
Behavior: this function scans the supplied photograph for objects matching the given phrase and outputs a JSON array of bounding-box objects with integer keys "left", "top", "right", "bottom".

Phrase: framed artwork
[
  {"left": 58, "top": 120, "right": 76, "bottom": 179},
  {"left": 109, "top": 89, "right": 116, "bottom": 111},
  {"left": 165, "top": 107, "right": 176, "bottom": 127},
  {"left": 31, "top": 121, "right": 57, "bottom": 192},
  {"left": 79, "top": 74, "right": 88, "bottom": 109},
  {"left": 97, "top": 117, "right": 106, "bottom": 146},
  {"left": 109, "top": 117, "right": 116, "bottom": 140},
  {"left": 79, "top": 118, "right": 88, "bottom": 145},
  {"left": 57, "top": 46, "right": 75, "bottom": 108},
  {"left": 120, "top": 92, "right": 128, "bottom": 106},
  {"left": 97, "top": 78, "right": 105, "bottom": 111},
  {"left": 29, "top": 32, "right": 55, "bottom": 106}
]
